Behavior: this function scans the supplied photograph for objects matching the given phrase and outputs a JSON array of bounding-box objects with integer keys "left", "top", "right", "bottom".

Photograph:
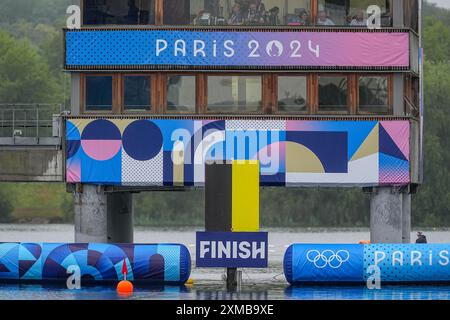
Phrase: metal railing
[{"left": 0, "top": 104, "right": 66, "bottom": 145}]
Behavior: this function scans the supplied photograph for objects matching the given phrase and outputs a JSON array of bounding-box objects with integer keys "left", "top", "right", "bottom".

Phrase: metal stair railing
[{"left": 0, "top": 104, "right": 65, "bottom": 146}]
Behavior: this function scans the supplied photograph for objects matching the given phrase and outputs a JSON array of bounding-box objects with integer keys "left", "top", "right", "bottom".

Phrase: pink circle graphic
[{"left": 81, "top": 140, "right": 122, "bottom": 161}]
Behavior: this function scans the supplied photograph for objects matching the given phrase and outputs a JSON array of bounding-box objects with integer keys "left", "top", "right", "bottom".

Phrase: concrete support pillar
[
  {"left": 370, "top": 187, "right": 403, "bottom": 243},
  {"left": 107, "top": 192, "right": 134, "bottom": 243},
  {"left": 74, "top": 186, "right": 134, "bottom": 243},
  {"left": 402, "top": 193, "right": 412, "bottom": 243},
  {"left": 74, "top": 185, "right": 108, "bottom": 243}
]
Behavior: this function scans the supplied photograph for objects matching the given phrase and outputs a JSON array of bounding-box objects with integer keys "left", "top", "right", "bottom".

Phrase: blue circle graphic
[
  {"left": 122, "top": 120, "right": 163, "bottom": 161},
  {"left": 81, "top": 119, "right": 121, "bottom": 140}
]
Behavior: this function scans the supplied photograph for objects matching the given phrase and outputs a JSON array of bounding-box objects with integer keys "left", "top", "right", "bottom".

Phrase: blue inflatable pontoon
[
  {"left": 284, "top": 243, "right": 450, "bottom": 284},
  {"left": 0, "top": 243, "right": 191, "bottom": 284}
]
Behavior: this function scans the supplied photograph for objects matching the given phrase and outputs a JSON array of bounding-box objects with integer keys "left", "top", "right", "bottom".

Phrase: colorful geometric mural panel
[
  {"left": 286, "top": 131, "right": 348, "bottom": 173},
  {"left": 65, "top": 119, "right": 410, "bottom": 187}
]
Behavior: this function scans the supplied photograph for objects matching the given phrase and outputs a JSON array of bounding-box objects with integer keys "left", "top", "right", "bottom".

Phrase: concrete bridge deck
[{"left": 0, "top": 104, "right": 64, "bottom": 182}]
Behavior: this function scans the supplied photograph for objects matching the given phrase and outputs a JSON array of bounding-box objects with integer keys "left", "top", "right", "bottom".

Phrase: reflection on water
[
  {"left": 2, "top": 282, "right": 450, "bottom": 300},
  {"left": 0, "top": 224, "right": 450, "bottom": 300},
  {"left": 285, "top": 285, "right": 450, "bottom": 300},
  {"left": 0, "top": 283, "right": 190, "bottom": 300}
]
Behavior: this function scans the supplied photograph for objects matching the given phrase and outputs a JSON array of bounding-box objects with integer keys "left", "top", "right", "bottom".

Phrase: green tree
[
  {"left": 0, "top": 30, "right": 61, "bottom": 103},
  {"left": 423, "top": 16, "right": 450, "bottom": 62},
  {"left": 0, "top": 0, "right": 71, "bottom": 26},
  {"left": 412, "top": 61, "right": 450, "bottom": 226}
]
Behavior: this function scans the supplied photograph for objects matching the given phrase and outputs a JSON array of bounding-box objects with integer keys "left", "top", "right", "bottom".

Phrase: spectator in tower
[
  {"left": 254, "top": 0, "right": 266, "bottom": 16},
  {"left": 247, "top": 3, "right": 265, "bottom": 25},
  {"left": 105, "top": 0, "right": 130, "bottom": 23},
  {"left": 416, "top": 231, "right": 428, "bottom": 243},
  {"left": 127, "top": 0, "right": 139, "bottom": 24},
  {"left": 228, "top": 3, "right": 245, "bottom": 25},
  {"left": 346, "top": 14, "right": 353, "bottom": 25},
  {"left": 266, "top": 6, "right": 280, "bottom": 26},
  {"left": 350, "top": 10, "right": 367, "bottom": 27},
  {"left": 237, "top": 0, "right": 250, "bottom": 15},
  {"left": 193, "top": 10, "right": 212, "bottom": 25},
  {"left": 316, "top": 10, "right": 335, "bottom": 26},
  {"left": 298, "top": 10, "right": 310, "bottom": 26}
]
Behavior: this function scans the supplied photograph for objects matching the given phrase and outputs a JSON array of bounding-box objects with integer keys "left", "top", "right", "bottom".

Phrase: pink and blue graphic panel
[
  {"left": 65, "top": 30, "right": 409, "bottom": 70},
  {"left": 65, "top": 118, "right": 410, "bottom": 187}
]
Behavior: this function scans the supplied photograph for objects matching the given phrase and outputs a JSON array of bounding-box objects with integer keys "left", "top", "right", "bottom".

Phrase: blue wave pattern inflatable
[
  {"left": 0, "top": 243, "right": 191, "bottom": 284},
  {"left": 284, "top": 244, "right": 450, "bottom": 284}
]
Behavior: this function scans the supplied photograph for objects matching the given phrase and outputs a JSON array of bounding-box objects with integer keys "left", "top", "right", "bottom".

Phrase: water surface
[{"left": 1, "top": 224, "right": 449, "bottom": 300}]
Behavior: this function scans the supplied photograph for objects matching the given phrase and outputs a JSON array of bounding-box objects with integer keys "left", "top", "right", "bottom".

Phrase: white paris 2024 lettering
[{"left": 155, "top": 39, "right": 319, "bottom": 59}]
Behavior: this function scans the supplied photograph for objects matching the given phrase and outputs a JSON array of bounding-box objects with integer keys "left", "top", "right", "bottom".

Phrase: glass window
[
  {"left": 359, "top": 76, "right": 389, "bottom": 113},
  {"left": 163, "top": 0, "right": 311, "bottom": 26},
  {"left": 207, "top": 76, "right": 262, "bottom": 113},
  {"left": 85, "top": 76, "right": 113, "bottom": 111},
  {"left": 285, "top": 0, "right": 313, "bottom": 26},
  {"left": 317, "top": 0, "right": 391, "bottom": 27},
  {"left": 84, "top": 0, "right": 155, "bottom": 25},
  {"left": 124, "top": 76, "right": 151, "bottom": 111},
  {"left": 318, "top": 76, "right": 348, "bottom": 112},
  {"left": 167, "top": 76, "right": 196, "bottom": 113},
  {"left": 405, "top": 75, "right": 419, "bottom": 114},
  {"left": 277, "top": 76, "right": 307, "bottom": 112}
]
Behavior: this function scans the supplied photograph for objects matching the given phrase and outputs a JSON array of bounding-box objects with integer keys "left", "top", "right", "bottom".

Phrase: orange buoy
[
  {"left": 117, "top": 280, "right": 134, "bottom": 294},
  {"left": 117, "top": 259, "right": 133, "bottom": 295},
  {"left": 359, "top": 240, "right": 371, "bottom": 244}
]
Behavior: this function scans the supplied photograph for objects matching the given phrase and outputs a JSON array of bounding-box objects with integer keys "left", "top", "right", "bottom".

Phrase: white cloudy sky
[{"left": 428, "top": 0, "right": 450, "bottom": 9}]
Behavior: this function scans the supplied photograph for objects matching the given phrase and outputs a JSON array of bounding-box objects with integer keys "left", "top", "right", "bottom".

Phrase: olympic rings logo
[{"left": 306, "top": 250, "right": 350, "bottom": 269}]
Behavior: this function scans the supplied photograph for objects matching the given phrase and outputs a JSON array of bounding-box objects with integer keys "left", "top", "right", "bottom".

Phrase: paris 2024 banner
[
  {"left": 66, "top": 119, "right": 410, "bottom": 187},
  {"left": 65, "top": 30, "right": 409, "bottom": 69}
]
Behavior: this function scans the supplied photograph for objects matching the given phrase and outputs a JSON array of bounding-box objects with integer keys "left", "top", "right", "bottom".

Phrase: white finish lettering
[
  {"left": 252, "top": 241, "right": 265, "bottom": 259},
  {"left": 200, "top": 241, "right": 210, "bottom": 258},
  {"left": 218, "top": 241, "right": 231, "bottom": 259},
  {"left": 238, "top": 241, "right": 251, "bottom": 259}
]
